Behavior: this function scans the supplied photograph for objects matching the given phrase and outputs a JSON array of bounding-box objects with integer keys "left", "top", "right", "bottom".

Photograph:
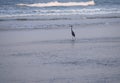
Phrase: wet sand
[{"left": 0, "top": 15, "right": 120, "bottom": 83}]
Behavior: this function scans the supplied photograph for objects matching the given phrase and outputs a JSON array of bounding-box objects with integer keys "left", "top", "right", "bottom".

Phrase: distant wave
[{"left": 16, "top": 0, "right": 95, "bottom": 7}]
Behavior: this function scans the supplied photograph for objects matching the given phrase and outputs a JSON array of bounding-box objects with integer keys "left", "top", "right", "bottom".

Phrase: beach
[{"left": 0, "top": 14, "right": 120, "bottom": 83}]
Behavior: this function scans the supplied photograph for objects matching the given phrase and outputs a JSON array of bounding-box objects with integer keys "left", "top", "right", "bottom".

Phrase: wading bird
[{"left": 70, "top": 25, "right": 75, "bottom": 40}]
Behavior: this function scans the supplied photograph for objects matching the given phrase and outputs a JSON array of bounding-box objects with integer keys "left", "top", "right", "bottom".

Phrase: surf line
[{"left": 17, "top": 0, "right": 95, "bottom": 7}]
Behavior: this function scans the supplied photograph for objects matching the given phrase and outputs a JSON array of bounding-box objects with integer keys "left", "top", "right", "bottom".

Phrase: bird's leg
[{"left": 72, "top": 36, "right": 76, "bottom": 41}]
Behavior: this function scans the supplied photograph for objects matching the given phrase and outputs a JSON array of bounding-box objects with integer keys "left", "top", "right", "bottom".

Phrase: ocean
[
  {"left": 0, "top": 0, "right": 120, "bottom": 31},
  {"left": 0, "top": 0, "right": 120, "bottom": 17}
]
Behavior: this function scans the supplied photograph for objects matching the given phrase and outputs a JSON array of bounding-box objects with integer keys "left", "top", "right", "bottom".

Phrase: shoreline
[
  {"left": 0, "top": 13, "right": 120, "bottom": 31},
  {"left": 0, "top": 13, "right": 120, "bottom": 20}
]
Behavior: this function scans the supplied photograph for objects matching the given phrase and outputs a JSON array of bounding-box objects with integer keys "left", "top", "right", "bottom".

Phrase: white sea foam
[{"left": 17, "top": 0, "right": 95, "bottom": 7}]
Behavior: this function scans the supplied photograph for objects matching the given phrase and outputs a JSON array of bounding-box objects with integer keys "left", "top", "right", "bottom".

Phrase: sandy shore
[{"left": 0, "top": 14, "right": 120, "bottom": 83}]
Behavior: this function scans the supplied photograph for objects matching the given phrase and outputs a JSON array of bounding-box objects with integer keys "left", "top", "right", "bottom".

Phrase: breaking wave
[{"left": 17, "top": 0, "right": 95, "bottom": 7}]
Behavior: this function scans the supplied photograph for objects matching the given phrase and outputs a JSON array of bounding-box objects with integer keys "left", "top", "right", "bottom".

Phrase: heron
[{"left": 70, "top": 25, "right": 75, "bottom": 40}]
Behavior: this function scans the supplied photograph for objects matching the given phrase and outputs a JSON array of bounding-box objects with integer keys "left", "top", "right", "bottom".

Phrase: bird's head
[{"left": 69, "top": 25, "right": 73, "bottom": 29}]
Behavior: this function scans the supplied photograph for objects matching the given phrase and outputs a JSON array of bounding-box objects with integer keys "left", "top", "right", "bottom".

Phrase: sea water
[
  {"left": 0, "top": 0, "right": 120, "bottom": 30},
  {"left": 0, "top": 0, "right": 120, "bottom": 17}
]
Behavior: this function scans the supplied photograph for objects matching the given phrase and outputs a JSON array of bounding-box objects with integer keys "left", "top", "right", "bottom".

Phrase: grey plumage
[{"left": 70, "top": 25, "right": 75, "bottom": 38}]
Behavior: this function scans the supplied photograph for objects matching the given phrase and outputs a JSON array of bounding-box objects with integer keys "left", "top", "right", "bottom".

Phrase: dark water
[{"left": 0, "top": 0, "right": 120, "bottom": 17}]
